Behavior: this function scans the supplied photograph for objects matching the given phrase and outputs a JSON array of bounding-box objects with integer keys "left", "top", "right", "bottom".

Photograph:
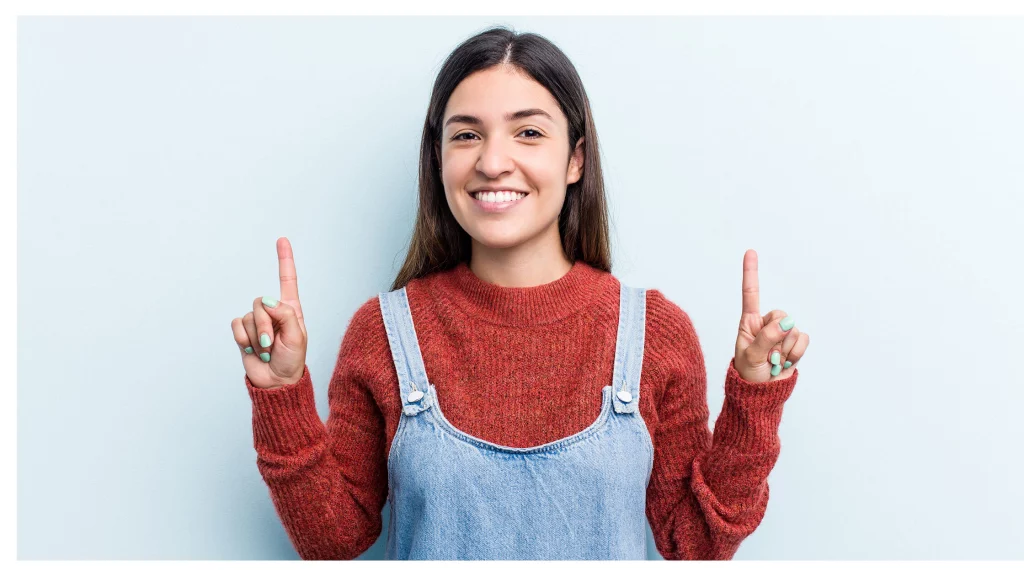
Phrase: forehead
[{"left": 444, "top": 66, "right": 564, "bottom": 126}]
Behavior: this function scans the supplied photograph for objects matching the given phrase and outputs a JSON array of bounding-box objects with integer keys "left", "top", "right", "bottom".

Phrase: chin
[
  {"left": 469, "top": 229, "right": 530, "bottom": 250},
  {"left": 474, "top": 237, "right": 525, "bottom": 250}
]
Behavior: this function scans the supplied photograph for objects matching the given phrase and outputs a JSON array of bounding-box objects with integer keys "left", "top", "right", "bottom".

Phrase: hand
[
  {"left": 733, "top": 249, "right": 810, "bottom": 383},
  {"left": 230, "top": 237, "right": 308, "bottom": 389}
]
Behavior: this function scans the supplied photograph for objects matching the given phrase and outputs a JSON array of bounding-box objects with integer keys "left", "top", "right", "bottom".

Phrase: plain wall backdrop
[{"left": 17, "top": 16, "right": 1024, "bottom": 560}]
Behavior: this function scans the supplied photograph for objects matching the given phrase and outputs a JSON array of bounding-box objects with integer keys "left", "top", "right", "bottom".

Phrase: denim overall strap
[
  {"left": 611, "top": 283, "right": 647, "bottom": 414},
  {"left": 378, "top": 287, "right": 434, "bottom": 416}
]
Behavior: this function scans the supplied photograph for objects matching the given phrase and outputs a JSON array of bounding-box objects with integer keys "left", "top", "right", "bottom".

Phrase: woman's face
[{"left": 438, "top": 65, "right": 584, "bottom": 254}]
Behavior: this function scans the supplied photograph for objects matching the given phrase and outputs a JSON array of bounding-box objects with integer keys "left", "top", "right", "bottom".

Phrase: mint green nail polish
[
  {"left": 771, "top": 363, "right": 782, "bottom": 376},
  {"left": 780, "top": 315, "right": 795, "bottom": 331},
  {"left": 244, "top": 346, "right": 253, "bottom": 354},
  {"left": 260, "top": 333, "right": 271, "bottom": 347},
  {"left": 770, "top": 351, "right": 780, "bottom": 365},
  {"left": 784, "top": 360, "right": 792, "bottom": 368},
  {"left": 262, "top": 296, "right": 279, "bottom": 308},
  {"left": 260, "top": 352, "right": 270, "bottom": 362}
]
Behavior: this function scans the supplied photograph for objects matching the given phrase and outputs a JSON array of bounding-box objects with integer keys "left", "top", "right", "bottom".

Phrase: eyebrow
[{"left": 443, "top": 108, "right": 554, "bottom": 129}]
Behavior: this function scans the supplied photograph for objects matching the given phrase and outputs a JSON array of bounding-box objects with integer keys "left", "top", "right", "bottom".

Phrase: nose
[{"left": 475, "top": 136, "right": 515, "bottom": 178}]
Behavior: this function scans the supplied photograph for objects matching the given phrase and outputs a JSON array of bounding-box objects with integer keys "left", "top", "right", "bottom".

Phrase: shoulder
[
  {"left": 332, "top": 292, "right": 395, "bottom": 386},
  {"left": 337, "top": 293, "right": 390, "bottom": 363},
  {"left": 641, "top": 287, "right": 705, "bottom": 375},
  {"left": 644, "top": 288, "right": 699, "bottom": 339},
  {"left": 349, "top": 293, "right": 386, "bottom": 333},
  {"left": 345, "top": 281, "right": 431, "bottom": 345}
]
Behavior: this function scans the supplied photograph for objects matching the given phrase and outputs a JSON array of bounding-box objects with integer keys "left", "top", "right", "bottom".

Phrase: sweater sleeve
[
  {"left": 244, "top": 296, "right": 390, "bottom": 560},
  {"left": 643, "top": 290, "right": 797, "bottom": 560}
]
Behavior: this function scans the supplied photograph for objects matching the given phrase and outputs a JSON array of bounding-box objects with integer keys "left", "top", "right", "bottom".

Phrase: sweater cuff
[
  {"left": 724, "top": 356, "right": 797, "bottom": 411},
  {"left": 245, "top": 365, "right": 326, "bottom": 455},
  {"left": 712, "top": 357, "right": 798, "bottom": 454}
]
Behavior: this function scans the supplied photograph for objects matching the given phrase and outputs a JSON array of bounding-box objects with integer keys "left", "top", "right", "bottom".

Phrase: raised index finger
[
  {"left": 742, "top": 249, "right": 760, "bottom": 315},
  {"left": 277, "top": 237, "right": 300, "bottom": 302}
]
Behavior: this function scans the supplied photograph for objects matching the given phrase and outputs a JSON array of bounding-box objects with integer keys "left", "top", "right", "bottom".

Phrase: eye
[{"left": 450, "top": 129, "right": 544, "bottom": 142}]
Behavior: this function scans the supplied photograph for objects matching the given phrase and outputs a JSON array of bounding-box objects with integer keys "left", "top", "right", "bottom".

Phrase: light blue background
[{"left": 17, "top": 16, "right": 1024, "bottom": 560}]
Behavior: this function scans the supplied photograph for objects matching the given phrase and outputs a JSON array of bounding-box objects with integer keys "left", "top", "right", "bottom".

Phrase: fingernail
[
  {"left": 244, "top": 346, "right": 253, "bottom": 354},
  {"left": 260, "top": 352, "right": 271, "bottom": 362},
  {"left": 784, "top": 360, "right": 792, "bottom": 368},
  {"left": 771, "top": 363, "right": 782, "bottom": 377},
  {"left": 260, "top": 333, "right": 271, "bottom": 347},
  {"left": 770, "top": 351, "right": 781, "bottom": 365},
  {"left": 262, "top": 296, "right": 279, "bottom": 308},
  {"left": 780, "top": 315, "right": 795, "bottom": 331}
]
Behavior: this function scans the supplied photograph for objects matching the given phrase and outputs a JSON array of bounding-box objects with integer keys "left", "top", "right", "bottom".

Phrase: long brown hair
[{"left": 390, "top": 26, "right": 612, "bottom": 291}]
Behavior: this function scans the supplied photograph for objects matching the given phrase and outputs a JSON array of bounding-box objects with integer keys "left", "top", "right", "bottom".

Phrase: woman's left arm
[{"left": 642, "top": 285, "right": 804, "bottom": 560}]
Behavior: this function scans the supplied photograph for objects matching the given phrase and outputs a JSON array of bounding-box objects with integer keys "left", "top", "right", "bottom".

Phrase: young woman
[{"left": 230, "top": 26, "right": 809, "bottom": 561}]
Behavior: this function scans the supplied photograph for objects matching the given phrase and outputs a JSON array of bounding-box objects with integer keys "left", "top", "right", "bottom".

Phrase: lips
[
  {"left": 469, "top": 190, "right": 529, "bottom": 199},
  {"left": 470, "top": 190, "right": 528, "bottom": 213}
]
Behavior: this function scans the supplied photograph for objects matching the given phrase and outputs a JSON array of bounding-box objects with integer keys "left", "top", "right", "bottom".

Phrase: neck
[{"left": 468, "top": 226, "right": 572, "bottom": 288}]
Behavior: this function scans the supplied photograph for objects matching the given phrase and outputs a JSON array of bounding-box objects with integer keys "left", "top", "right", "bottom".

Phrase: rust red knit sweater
[{"left": 245, "top": 259, "right": 798, "bottom": 560}]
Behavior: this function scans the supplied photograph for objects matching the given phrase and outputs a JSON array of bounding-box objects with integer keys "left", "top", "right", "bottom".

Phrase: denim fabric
[{"left": 377, "top": 281, "right": 654, "bottom": 560}]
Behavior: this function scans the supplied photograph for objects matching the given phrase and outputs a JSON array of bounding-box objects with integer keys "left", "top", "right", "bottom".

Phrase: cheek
[
  {"left": 523, "top": 150, "right": 569, "bottom": 182},
  {"left": 537, "top": 189, "right": 568, "bottom": 212},
  {"left": 441, "top": 152, "right": 476, "bottom": 183},
  {"left": 521, "top": 169, "right": 568, "bottom": 201}
]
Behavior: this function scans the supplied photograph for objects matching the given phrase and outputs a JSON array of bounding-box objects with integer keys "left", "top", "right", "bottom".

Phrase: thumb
[
  {"left": 260, "top": 296, "right": 304, "bottom": 348},
  {"left": 746, "top": 314, "right": 794, "bottom": 364}
]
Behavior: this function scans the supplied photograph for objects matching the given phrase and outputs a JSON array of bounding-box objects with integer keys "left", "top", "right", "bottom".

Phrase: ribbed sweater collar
[{"left": 423, "top": 259, "right": 609, "bottom": 327}]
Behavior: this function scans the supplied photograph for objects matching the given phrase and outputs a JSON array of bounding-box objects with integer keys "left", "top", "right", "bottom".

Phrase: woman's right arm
[
  {"left": 245, "top": 300, "right": 390, "bottom": 560},
  {"left": 231, "top": 239, "right": 389, "bottom": 559}
]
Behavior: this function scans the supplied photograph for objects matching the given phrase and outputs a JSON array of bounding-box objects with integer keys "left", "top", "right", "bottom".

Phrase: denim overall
[{"left": 377, "top": 281, "right": 654, "bottom": 560}]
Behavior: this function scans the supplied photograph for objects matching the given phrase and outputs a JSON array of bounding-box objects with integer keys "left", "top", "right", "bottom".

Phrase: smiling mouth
[
  {"left": 469, "top": 191, "right": 529, "bottom": 202},
  {"left": 468, "top": 190, "right": 529, "bottom": 212}
]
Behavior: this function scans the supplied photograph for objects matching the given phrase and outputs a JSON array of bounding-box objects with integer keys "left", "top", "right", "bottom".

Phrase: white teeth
[{"left": 473, "top": 191, "right": 526, "bottom": 203}]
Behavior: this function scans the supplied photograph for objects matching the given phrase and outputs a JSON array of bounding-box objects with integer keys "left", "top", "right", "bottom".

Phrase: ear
[{"left": 566, "top": 137, "right": 585, "bottom": 185}]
